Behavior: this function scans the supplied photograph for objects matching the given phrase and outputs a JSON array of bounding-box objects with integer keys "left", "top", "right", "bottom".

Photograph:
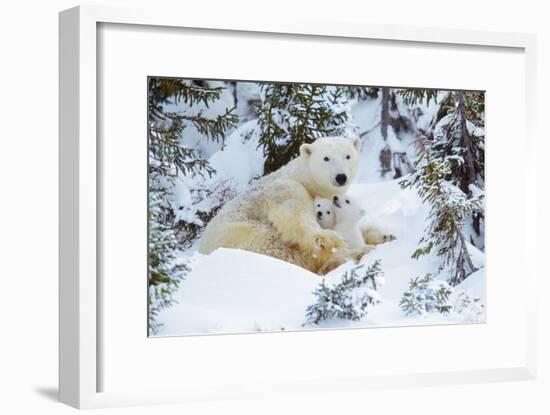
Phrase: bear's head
[
  {"left": 300, "top": 136, "right": 361, "bottom": 196},
  {"left": 332, "top": 194, "right": 366, "bottom": 224},
  {"left": 314, "top": 196, "right": 335, "bottom": 229}
]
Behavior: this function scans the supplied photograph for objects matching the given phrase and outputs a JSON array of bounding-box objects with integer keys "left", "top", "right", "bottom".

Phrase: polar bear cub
[
  {"left": 332, "top": 195, "right": 368, "bottom": 251},
  {"left": 314, "top": 196, "right": 335, "bottom": 229}
]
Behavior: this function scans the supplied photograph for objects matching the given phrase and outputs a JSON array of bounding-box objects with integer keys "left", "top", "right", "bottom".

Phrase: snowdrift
[{"left": 157, "top": 180, "right": 486, "bottom": 336}]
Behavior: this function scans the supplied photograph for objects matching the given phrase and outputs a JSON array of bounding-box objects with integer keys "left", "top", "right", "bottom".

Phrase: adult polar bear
[{"left": 199, "top": 136, "right": 363, "bottom": 274}]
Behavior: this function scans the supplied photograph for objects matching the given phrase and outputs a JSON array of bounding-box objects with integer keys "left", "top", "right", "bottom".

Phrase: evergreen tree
[
  {"left": 148, "top": 78, "right": 238, "bottom": 182},
  {"left": 148, "top": 193, "right": 190, "bottom": 334},
  {"left": 256, "top": 83, "right": 352, "bottom": 174},
  {"left": 434, "top": 90, "right": 485, "bottom": 248},
  {"left": 399, "top": 274, "right": 452, "bottom": 316},
  {"left": 400, "top": 89, "right": 485, "bottom": 248},
  {"left": 399, "top": 88, "right": 438, "bottom": 107},
  {"left": 430, "top": 91, "right": 485, "bottom": 194},
  {"left": 400, "top": 150, "right": 483, "bottom": 285},
  {"left": 400, "top": 273, "right": 485, "bottom": 321},
  {"left": 399, "top": 89, "right": 485, "bottom": 285},
  {"left": 147, "top": 78, "right": 238, "bottom": 333},
  {"left": 305, "top": 261, "right": 384, "bottom": 325}
]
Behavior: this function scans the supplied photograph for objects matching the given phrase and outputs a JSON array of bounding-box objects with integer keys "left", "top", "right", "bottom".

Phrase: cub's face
[
  {"left": 333, "top": 194, "right": 366, "bottom": 223},
  {"left": 300, "top": 137, "right": 361, "bottom": 196},
  {"left": 314, "top": 196, "right": 335, "bottom": 229}
]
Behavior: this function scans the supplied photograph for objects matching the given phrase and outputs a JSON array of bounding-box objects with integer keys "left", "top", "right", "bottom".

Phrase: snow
[
  {"left": 157, "top": 248, "right": 319, "bottom": 335},
  {"left": 163, "top": 80, "right": 237, "bottom": 158},
  {"left": 157, "top": 179, "right": 486, "bottom": 336},
  {"left": 456, "top": 268, "right": 485, "bottom": 300},
  {"left": 205, "top": 119, "right": 264, "bottom": 192},
  {"left": 235, "top": 82, "right": 261, "bottom": 122},
  {"left": 351, "top": 92, "right": 429, "bottom": 182}
]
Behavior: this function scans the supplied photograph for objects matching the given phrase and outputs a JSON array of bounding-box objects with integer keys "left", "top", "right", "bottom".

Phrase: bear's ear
[
  {"left": 351, "top": 137, "right": 361, "bottom": 152},
  {"left": 300, "top": 143, "right": 313, "bottom": 157}
]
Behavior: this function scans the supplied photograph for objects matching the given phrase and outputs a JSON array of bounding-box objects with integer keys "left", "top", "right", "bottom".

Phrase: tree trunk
[
  {"left": 381, "top": 88, "right": 390, "bottom": 140},
  {"left": 456, "top": 91, "right": 477, "bottom": 196},
  {"left": 450, "top": 229, "right": 478, "bottom": 286},
  {"left": 457, "top": 91, "right": 483, "bottom": 242},
  {"left": 379, "top": 88, "right": 392, "bottom": 176}
]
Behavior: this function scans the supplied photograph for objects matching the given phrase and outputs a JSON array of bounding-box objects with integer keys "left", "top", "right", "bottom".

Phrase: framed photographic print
[
  {"left": 60, "top": 4, "right": 538, "bottom": 409},
  {"left": 146, "top": 77, "right": 487, "bottom": 337}
]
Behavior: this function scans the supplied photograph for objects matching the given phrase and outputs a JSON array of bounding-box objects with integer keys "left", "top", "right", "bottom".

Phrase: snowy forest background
[{"left": 148, "top": 78, "right": 486, "bottom": 336}]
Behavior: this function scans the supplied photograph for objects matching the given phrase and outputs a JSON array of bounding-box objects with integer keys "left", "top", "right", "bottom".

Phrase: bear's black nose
[
  {"left": 335, "top": 174, "right": 347, "bottom": 186},
  {"left": 317, "top": 211, "right": 322, "bottom": 218}
]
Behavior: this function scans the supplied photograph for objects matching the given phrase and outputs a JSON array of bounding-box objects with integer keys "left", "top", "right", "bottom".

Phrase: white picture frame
[{"left": 59, "top": 4, "right": 538, "bottom": 409}]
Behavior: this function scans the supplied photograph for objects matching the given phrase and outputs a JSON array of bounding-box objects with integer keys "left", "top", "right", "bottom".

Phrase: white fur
[
  {"left": 333, "top": 194, "right": 367, "bottom": 251},
  {"left": 199, "top": 136, "right": 361, "bottom": 274},
  {"left": 314, "top": 196, "right": 335, "bottom": 229},
  {"left": 299, "top": 136, "right": 360, "bottom": 196}
]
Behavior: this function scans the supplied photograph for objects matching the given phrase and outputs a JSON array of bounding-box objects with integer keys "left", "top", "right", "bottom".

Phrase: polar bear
[
  {"left": 362, "top": 228, "right": 396, "bottom": 245},
  {"left": 315, "top": 195, "right": 395, "bottom": 249},
  {"left": 199, "top": 136, "right": 361, "bottom": 274},
  {"left": 314, "top": 196, "right": 335, "bottom": 229},
  {"left": 332, "top": 195, "right": 370, "bottom": 252}
]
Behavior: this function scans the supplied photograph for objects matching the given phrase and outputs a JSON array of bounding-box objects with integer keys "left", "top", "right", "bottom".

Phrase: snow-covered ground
[{"left": 157, "top": 179, "right": 486, "bottom": 336}]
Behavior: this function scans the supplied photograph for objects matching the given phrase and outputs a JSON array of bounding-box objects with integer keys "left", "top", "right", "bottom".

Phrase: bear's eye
[
  {"left": 324, "top": 156, "right": 330, "bottom": 162},
  {"left": 346, "top": 155, "right": 351, "bottom": 160},
  {"left": 346, "top": 200, "right": 350, "bottom": 204},
  {"left": 327, "top": 211, "right": 331, "bottom": 215},
  {"left": 317, "top": 204, "right": 320, "bottom": 207},
  {"left": 178, "top": 206, "right": 184, "bottom": 210}
]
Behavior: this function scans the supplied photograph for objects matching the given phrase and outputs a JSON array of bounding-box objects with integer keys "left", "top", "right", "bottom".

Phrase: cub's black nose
[
  {"left": 317, "top": 211, "right": 322, "bottom": 218},
  {"left": 335, "top": 174, "right": 347, "bottom": 186}
]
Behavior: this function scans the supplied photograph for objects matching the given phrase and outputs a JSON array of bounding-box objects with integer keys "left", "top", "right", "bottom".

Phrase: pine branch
[
  {"left": 256, "top": 83, "right": 351, "bottom": 174},
  {"left": 305, "top": 261, "right": 384, "bottom": 325},
  {"left": 400, "top": 151, "right": 482, "bottom": 285}
]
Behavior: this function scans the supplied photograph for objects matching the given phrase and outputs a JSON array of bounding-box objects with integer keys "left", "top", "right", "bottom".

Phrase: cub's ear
[
  {"left": 300, "top": 143, "right": 313, "bottom": 157},
  {"left": 351, "top": 137, "right": 361, "bottom": 152}
]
